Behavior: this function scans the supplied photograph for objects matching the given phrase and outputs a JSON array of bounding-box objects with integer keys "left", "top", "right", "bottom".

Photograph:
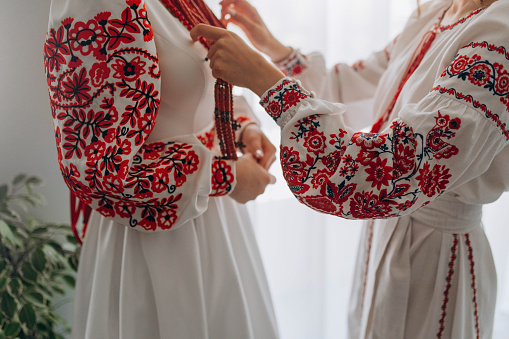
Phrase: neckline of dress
[{"left": 433, "top": 6, "right": 486, "bottom": 33}]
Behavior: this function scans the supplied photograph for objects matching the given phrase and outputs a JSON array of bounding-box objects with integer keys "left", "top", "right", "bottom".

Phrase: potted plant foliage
[{"left": 0, "top": 174, "right": 80, "bottom": 338}]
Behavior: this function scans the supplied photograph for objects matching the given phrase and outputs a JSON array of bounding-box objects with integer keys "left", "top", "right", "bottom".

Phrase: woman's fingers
[{"left": 190, "top": 24, "right": 226, "bottom": 43}]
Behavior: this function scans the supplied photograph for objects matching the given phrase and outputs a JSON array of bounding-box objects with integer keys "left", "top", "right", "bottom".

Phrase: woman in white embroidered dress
[
  {"left": 192, "top": 0, "right": 509, "bottom": 337},
  {"left": 44, "top": 0, "right": 279, "bottom": 338}
]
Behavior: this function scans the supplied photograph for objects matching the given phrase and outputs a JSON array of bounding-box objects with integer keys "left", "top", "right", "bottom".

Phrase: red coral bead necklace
[{"left": 159, "top": 0, "right": 238, "bottom": 160}]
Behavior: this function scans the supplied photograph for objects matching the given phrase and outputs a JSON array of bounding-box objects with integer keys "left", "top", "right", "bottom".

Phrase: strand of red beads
[{"left": 159, "top": 0, "right": 237, "bottom": 160}]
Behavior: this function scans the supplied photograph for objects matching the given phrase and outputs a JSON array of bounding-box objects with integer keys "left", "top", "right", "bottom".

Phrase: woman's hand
[
  {"left": 190, "top": 24, "right": 285, "bottom": 96},
  {"left": 230, "top": 153, "right": 276, "bottom": 204},
  {"left": 220, "top": 0, "right": 292, "bottom": 63},
  {"left": 240, "top": 123, "right": 276, "bottom": 170}
]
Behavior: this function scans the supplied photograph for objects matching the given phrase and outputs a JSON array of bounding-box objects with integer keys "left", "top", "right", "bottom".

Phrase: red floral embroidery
[
  {"left": 264, "top": 78, "right": 464, "bottom": 219},
  {"left": 352, "top": 132, "right": 386, "bottom": 150},
  {"left": 416, "top": 163, "right": 452, "bottom": 197},
  {"left": 267, "top": 101, "right": 282, "bottom": 118},
  {"left": 311, "top": 168, "right": 331, "bottom": 189},
  {"left": 260, "top": 79, "right": 311, "bottom": 122},
  {"left": 68, "top": 19, "right": 108, "bottom": 58},
  {"left": 468, "top": 64, "right": 491, "bottom": 86},
  {"left": 278, "top": 50, "right": 308, "bottom": 77},
  {"left": 157, "top": 209, "right": 177, "bottom": 230},
  {"left": 283, "top": 90, "right": 306, "bottom": 108},
  {"left": 495, "top": 69, "right": 509, "bottom": 93},
  {"left": 89, "top": 62, "right": 111, "bottom": 87},
  {"left": 449, "top": 55, "right": 473, "bottom": 75},
  {"left": 44, "top": 1, "right": 219, "bottom": 231},
  {"left": 112, "top": 56, "right": 147, "bottom": 81},
  {"left": 152, "top": 167, "right": 171, "bottom": 193},
  {"left": 365, "top": 157, "right": 393, "bottom": 190},
  {"left": 299, "top": 195, "right": 337, "bottom": 214},
  {"left": 350, "top": 190, "right": 394, "bottom": 219},
  {"left": 211, "top": 159, "right": 235, "bottom": 195},
  {"left": 280, "top": 146, "right": 306, "bottom": 184},
  {"left": 393, "top": 144, "right": 415, "bottom": 180},
  {"left": 303, "top": 130, "right": 327, "bottom": 154},
  {"left": 62, "top": 68, "right": 92, "bottom": 104},
  {"left": 197, "top": 129, "right": 215, "bottom": 150}
]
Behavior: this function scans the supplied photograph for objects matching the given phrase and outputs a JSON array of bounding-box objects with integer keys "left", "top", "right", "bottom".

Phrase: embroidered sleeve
[
  {"left": 44, "top": 0, "right": 235, "bottom": 231},
  {"left": 259, "top": 29, "right": 509, "bottom": 219},
  {"left": 273, "top": 38, "right": 398, "bottom": 130}
]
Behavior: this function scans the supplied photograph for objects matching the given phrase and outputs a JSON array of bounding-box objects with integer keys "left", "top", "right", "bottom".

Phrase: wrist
[
  {"left": 267, "top": 42, "right": 292, "bottom": 64},
  {"left": 250, "top": 57, "right": 286, "bottom": 97}
]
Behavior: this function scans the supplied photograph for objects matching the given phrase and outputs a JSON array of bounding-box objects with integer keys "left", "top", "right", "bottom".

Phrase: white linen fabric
[
  {"left": 260, "top": 0, "right": 509, "bottom": 338},
  {"left": 45, "top": 0, "right": 278, "bottom": 338}
]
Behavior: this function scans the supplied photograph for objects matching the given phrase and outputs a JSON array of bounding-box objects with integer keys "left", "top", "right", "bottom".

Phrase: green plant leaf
[
  {"left": 32, "top": 227, "right": 48, "bottom": 235},
  {"left": 25, "top": 177, "right": 43, "bottom": 187},
  {"left": 50, "top": 284, "right": 65, "bottom": 295},
  {"left": 67, "top": 256, "right": 78, "bottom": 271},
  {"left": 47, "top": 241, "right": 63, "bottom": 254},
  {"left": 31, "top": 249, "right": 47, "bottom": 273},
  {"left": 0, "top": 220, "right": 23, "bottom": 248},
  {"left": 23, "top": 291, "right": 45, "bottom": 308},
  {"left": 0, "top": 259, "right": 6, "bottom": 274},
  {"left": 20, "top": 262, "right": 37, "bottom": 283},
  {"left": 0, "top": 276, "right": 7, "bottom": 292},
  {"left": 0, "top": 185, "right": 8, "bottom": 201},
  {"left": 0, "top": 292, "right": 16, "bottom": 318},
  {"left": 3, "top": 322, "right": 21, "bottom": 337},
  {"left": 61, "top": 274, "right": 76, "bottom": 288},
  {"left": 0, "top": 206, "right": 20, "bottom": 224},
  {"left": 12, "top": 174, "right": 27, "bottom": 186},
  {"left": 19, "top": 304, "right": 36, "bottom": 331},
  {"left": 7, "top": 278, "right": 22, "bottom": 297}
]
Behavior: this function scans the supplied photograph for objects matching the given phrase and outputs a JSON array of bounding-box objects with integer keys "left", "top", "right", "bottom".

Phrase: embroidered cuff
[
  {"left": 259, "top": 78, "right": 312, "bottom": 127},
  {"left": 275, "top": 49, "right": 309, "bottom": 77},
  {"left": 210, "top": 158, "right": 236, "bottom": 196},
  {"left": 234, "top": 116, "right": 255, "bottom": 148}
]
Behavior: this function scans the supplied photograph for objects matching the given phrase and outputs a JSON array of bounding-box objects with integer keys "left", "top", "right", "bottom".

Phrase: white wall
[{"left": 0, "top": 0, "right": 69, "bottom": 223}]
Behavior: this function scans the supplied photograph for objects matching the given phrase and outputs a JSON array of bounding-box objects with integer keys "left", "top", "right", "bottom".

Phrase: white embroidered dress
[
  {"left": 44, "top": 0, "right": 278, "bottom": 338},
  {"left": 260, "top": 0, "right": 509, "bottom": 338}
]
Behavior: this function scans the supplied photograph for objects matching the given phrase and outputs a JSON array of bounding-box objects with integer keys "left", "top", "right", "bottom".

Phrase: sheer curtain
[{"left": 206, "top": 0, "right": 509, "bottom": 338}]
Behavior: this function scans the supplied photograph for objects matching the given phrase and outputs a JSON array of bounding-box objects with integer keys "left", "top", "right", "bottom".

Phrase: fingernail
[
  {"left": 255, "top": 150, "right": 263, "bottom": 159},
  {"left": 228, "top": 8, "right": 237, "bottom": 16},
  {"left": 270, "top": 175, "right": 276, "bottom": 184}
]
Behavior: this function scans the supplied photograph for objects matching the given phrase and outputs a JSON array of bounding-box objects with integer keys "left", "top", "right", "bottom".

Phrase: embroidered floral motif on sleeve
[
  {"left": 433, "top": 40, "right": 509, "bottom": 140},
  {"left": 44, "top": 1, "right": 211, "bottom": 231},
  {"left": 276, "top": 49, "right": 309, "bottom": 77},
  {"left": 262, "top": 79, "right": 462, "bottom": 219},
  {"left": 260, "top": 79, "right": 311, "bottom": 122},
  {"left": 210, "top": 159, "right": 235, "bottom": 196}
]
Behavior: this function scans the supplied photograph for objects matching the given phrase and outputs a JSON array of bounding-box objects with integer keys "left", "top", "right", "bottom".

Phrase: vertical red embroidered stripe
[
  {"left": 360, "top": 219, "right": 375, "bottom": 313},
  {"left": 465, "top": 233, "right": 481, "bottom": 339},
  {"left": 370, "top": 30, "right": 437, "bottom": 133},
  {"left": 437, "top": 234, "right": 459, "bottom": 339}
]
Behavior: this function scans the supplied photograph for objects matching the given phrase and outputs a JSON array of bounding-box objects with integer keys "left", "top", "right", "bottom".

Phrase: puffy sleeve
[
  {"left": 259, "top": 5, "right": 509, "bottom": 219},
  {"left": 273, "top": 37, "right": 398, "bottom": 130},
  {"left": 44, "top": 0, "right": 236, "bottom": 231}
]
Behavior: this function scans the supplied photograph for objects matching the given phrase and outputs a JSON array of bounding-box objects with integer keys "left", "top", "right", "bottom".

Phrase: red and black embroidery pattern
[
  {"left": 465, "top": 234, "right": 481, "bottom": 339},
  {"left": 44, "top": 0, "right": 234, "bottom": 231},
  {"left": 434, "top": 41, "right": 509, "bottom": 140},
  {"left": 260, "top": 79, "right": 311, "bottom": 122},
  {"left": 261, "top": 79, "right": 461, "bottom": 219},
  {"left": 277, "top": 50, "right": 308, "bottom": 77},
  {"left": 437, "top": 234, "right": 459, "bottom": 339}
]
